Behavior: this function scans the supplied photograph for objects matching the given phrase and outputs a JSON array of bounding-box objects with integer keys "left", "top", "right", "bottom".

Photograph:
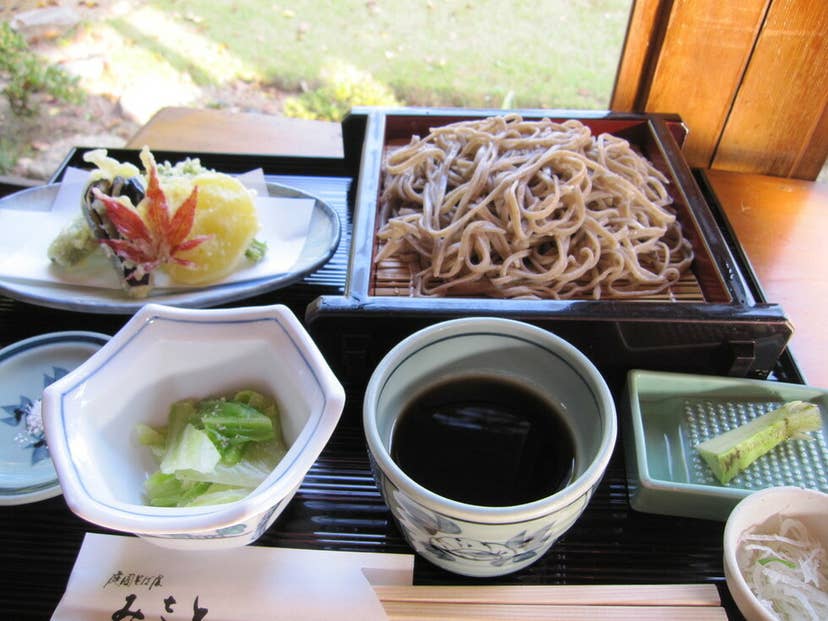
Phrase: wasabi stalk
[{"left": 696, "top": 400, "right": 823, "bottom": 484}]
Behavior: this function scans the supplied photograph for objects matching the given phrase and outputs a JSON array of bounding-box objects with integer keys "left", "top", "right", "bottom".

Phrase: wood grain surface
[
  {"left": 612, "top": 0, "right": 827, "bottom": 179},
  {"left": 712, "top": 0, "right": 828, "bottom": 178},
  {"left": 642, "top": 0, "right": 769, "bottom": 168},
  {"left": 127, "top": 106, "right": 344, "bottom": 158},
  {"left": 706, "top": 169, "right": 828, "bottom": 386}
]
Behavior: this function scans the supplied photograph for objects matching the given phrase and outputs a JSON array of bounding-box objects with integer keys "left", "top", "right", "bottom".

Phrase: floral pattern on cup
[
  {"left": 363, "top": 317, "right": 618, "bottom": 577},
  {"left": 388, "top": 480, "right": 590, "bottom": 572}
]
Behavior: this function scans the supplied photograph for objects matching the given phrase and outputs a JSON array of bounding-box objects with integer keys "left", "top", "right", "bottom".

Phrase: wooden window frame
[{"left": 611, "top": 0, "right": 828, "bottom": 180}]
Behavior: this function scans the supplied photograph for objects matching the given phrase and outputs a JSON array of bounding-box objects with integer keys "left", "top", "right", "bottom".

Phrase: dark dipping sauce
[{"left": 390, "top": 374, "right": 576, "bottom": 506}]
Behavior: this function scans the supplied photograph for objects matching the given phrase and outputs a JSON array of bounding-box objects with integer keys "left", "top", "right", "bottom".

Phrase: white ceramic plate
[
  {"left": 0, "top": 331, "right": 110, "bottom": 505},
  {"left": 0, "top": 181, "right": 340, "bottom": 314}
]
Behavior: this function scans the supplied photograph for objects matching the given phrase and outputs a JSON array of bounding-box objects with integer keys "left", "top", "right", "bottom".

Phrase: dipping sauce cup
[{"left": 363, "top": 317, "right": 616, "bottom": 577}]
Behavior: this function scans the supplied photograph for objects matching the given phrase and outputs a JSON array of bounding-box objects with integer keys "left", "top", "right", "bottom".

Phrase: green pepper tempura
[{"left": 136, "top": 390, "right": 287, "bottom": 507}]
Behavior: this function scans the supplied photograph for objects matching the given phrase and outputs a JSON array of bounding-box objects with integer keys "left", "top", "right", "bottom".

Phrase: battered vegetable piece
[
  {"left": 47, "top": 213, "right": 99, "bottom": 267},
  {"left": 84, "top": 148, "right": 141, "bottom": 182},
  {"left": 48, "top": 147, "right": 264, "bottom": 296},
  {"left": 159, "top": 171, "right": 260, "bottom": 284}
]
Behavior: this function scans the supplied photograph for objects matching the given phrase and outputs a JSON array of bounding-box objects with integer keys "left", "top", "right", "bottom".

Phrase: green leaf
[
  {"left": 138, "top": 390, "right": 286, "bottom": 506},
  {"left": 159, "top": 423, "right": 221, "bottom": 475},
  {"left": 758, "top": 557, "right": 797, "bottom": 569},
  {"left": 200, "top": 399, "right": 275, "bottom": 450}
]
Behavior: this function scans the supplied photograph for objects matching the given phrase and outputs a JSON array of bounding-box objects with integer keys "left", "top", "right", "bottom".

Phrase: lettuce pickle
[{"left": 136, "top": 390, "right": 286, "bottom": 506}]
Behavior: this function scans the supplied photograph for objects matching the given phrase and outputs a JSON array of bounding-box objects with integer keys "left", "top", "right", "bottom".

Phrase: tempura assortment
[{"left": 48, "top": 147, "right": 263, "bottom": 298}]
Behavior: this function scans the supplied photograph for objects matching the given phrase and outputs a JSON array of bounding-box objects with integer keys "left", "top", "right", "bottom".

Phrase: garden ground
[{"left": 3, "top": 0, "right": 631, "bottom": 181}]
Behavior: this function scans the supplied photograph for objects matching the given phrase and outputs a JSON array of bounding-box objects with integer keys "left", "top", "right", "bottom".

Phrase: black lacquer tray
[{"left": 0, "top": 143, "right": 799, "bottom": 620}]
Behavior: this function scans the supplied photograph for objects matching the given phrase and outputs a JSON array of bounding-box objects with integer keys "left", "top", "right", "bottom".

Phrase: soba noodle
[{"left": 375, "top": 115, "right": 694, "bottom": 299}]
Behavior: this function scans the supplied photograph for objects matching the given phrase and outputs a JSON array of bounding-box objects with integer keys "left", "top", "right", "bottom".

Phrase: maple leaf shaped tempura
[{"left": 91, "top": 150, "right": 211, "bottom": 279}]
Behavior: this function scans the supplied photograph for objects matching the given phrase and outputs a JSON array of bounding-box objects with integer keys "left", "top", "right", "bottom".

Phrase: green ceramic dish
[{"left": 622, "top": 370, "right": 828, "bottom": 521}]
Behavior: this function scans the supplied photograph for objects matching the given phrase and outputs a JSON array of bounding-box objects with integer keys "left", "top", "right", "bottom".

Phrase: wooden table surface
[
  {"left": 127, "top": 106, "right": 344, "bottom": 159},
  {"left": 703, "top": 170, "right": 828, "bottom": 387},
  {"left": 128, "top": 106, "right": 828, "bottom": 387}
]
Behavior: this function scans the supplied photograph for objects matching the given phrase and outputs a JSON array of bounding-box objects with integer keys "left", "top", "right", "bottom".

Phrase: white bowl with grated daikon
[{"left": 724, "top": 486, "right": 828, "bottom": 621}]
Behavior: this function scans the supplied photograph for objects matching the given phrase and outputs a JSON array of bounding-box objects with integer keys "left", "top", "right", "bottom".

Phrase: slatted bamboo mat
[{"left": 371, "top": 254, "right": 706, "bottom": 302}]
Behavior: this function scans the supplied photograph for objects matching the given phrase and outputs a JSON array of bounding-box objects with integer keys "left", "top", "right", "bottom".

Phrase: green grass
[
  {"left": 0, "top": 136, "right": 20, "bottom": 174},
  {"left": 139, "top": 0, "right": 631, "bottom": 114},
  {"left": 0, "top": 112, "right": 38, "bottom": 175},
  {"left": 3, "top": 0, "right": 634, "bottom": 177}
]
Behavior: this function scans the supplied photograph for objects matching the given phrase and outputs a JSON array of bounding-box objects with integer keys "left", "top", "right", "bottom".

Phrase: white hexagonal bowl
[{"left": 41, "top": 303, "right": 345, "bottom": 549}]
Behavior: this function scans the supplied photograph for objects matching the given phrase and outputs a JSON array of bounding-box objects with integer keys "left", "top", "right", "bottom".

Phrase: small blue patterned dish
[
  {"left": 0, "top": 331, "right": 110, "bottom": 505},
  {"left": 622, "top": 370, "right": 828, "bottom": 521}
]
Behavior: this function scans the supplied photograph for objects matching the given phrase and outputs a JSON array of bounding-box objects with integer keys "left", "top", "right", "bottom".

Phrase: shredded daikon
[{"left": 738, "top": 517, "right": 828, "bottom": 620}]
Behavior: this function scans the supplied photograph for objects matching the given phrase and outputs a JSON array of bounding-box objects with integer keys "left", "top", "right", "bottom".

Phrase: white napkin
[
  {"left": 52, "top": 533, "right": 414, "bottom": 621},
  {"left": 0, "top": 167, "right": 316, "bottom": 291}
]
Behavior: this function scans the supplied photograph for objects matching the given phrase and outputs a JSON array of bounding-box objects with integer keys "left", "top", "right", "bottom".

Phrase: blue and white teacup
[{"left": 363, "top": 317, "right": 616, "bottom": 577}]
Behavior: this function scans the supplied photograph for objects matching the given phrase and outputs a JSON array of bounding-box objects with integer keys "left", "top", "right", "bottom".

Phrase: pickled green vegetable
[
  {"left": 137, "top": 390, "right": 286, "bottom": 506},
  {"left": 200, "top": 399, "right": 275, "bottom": 465}
]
